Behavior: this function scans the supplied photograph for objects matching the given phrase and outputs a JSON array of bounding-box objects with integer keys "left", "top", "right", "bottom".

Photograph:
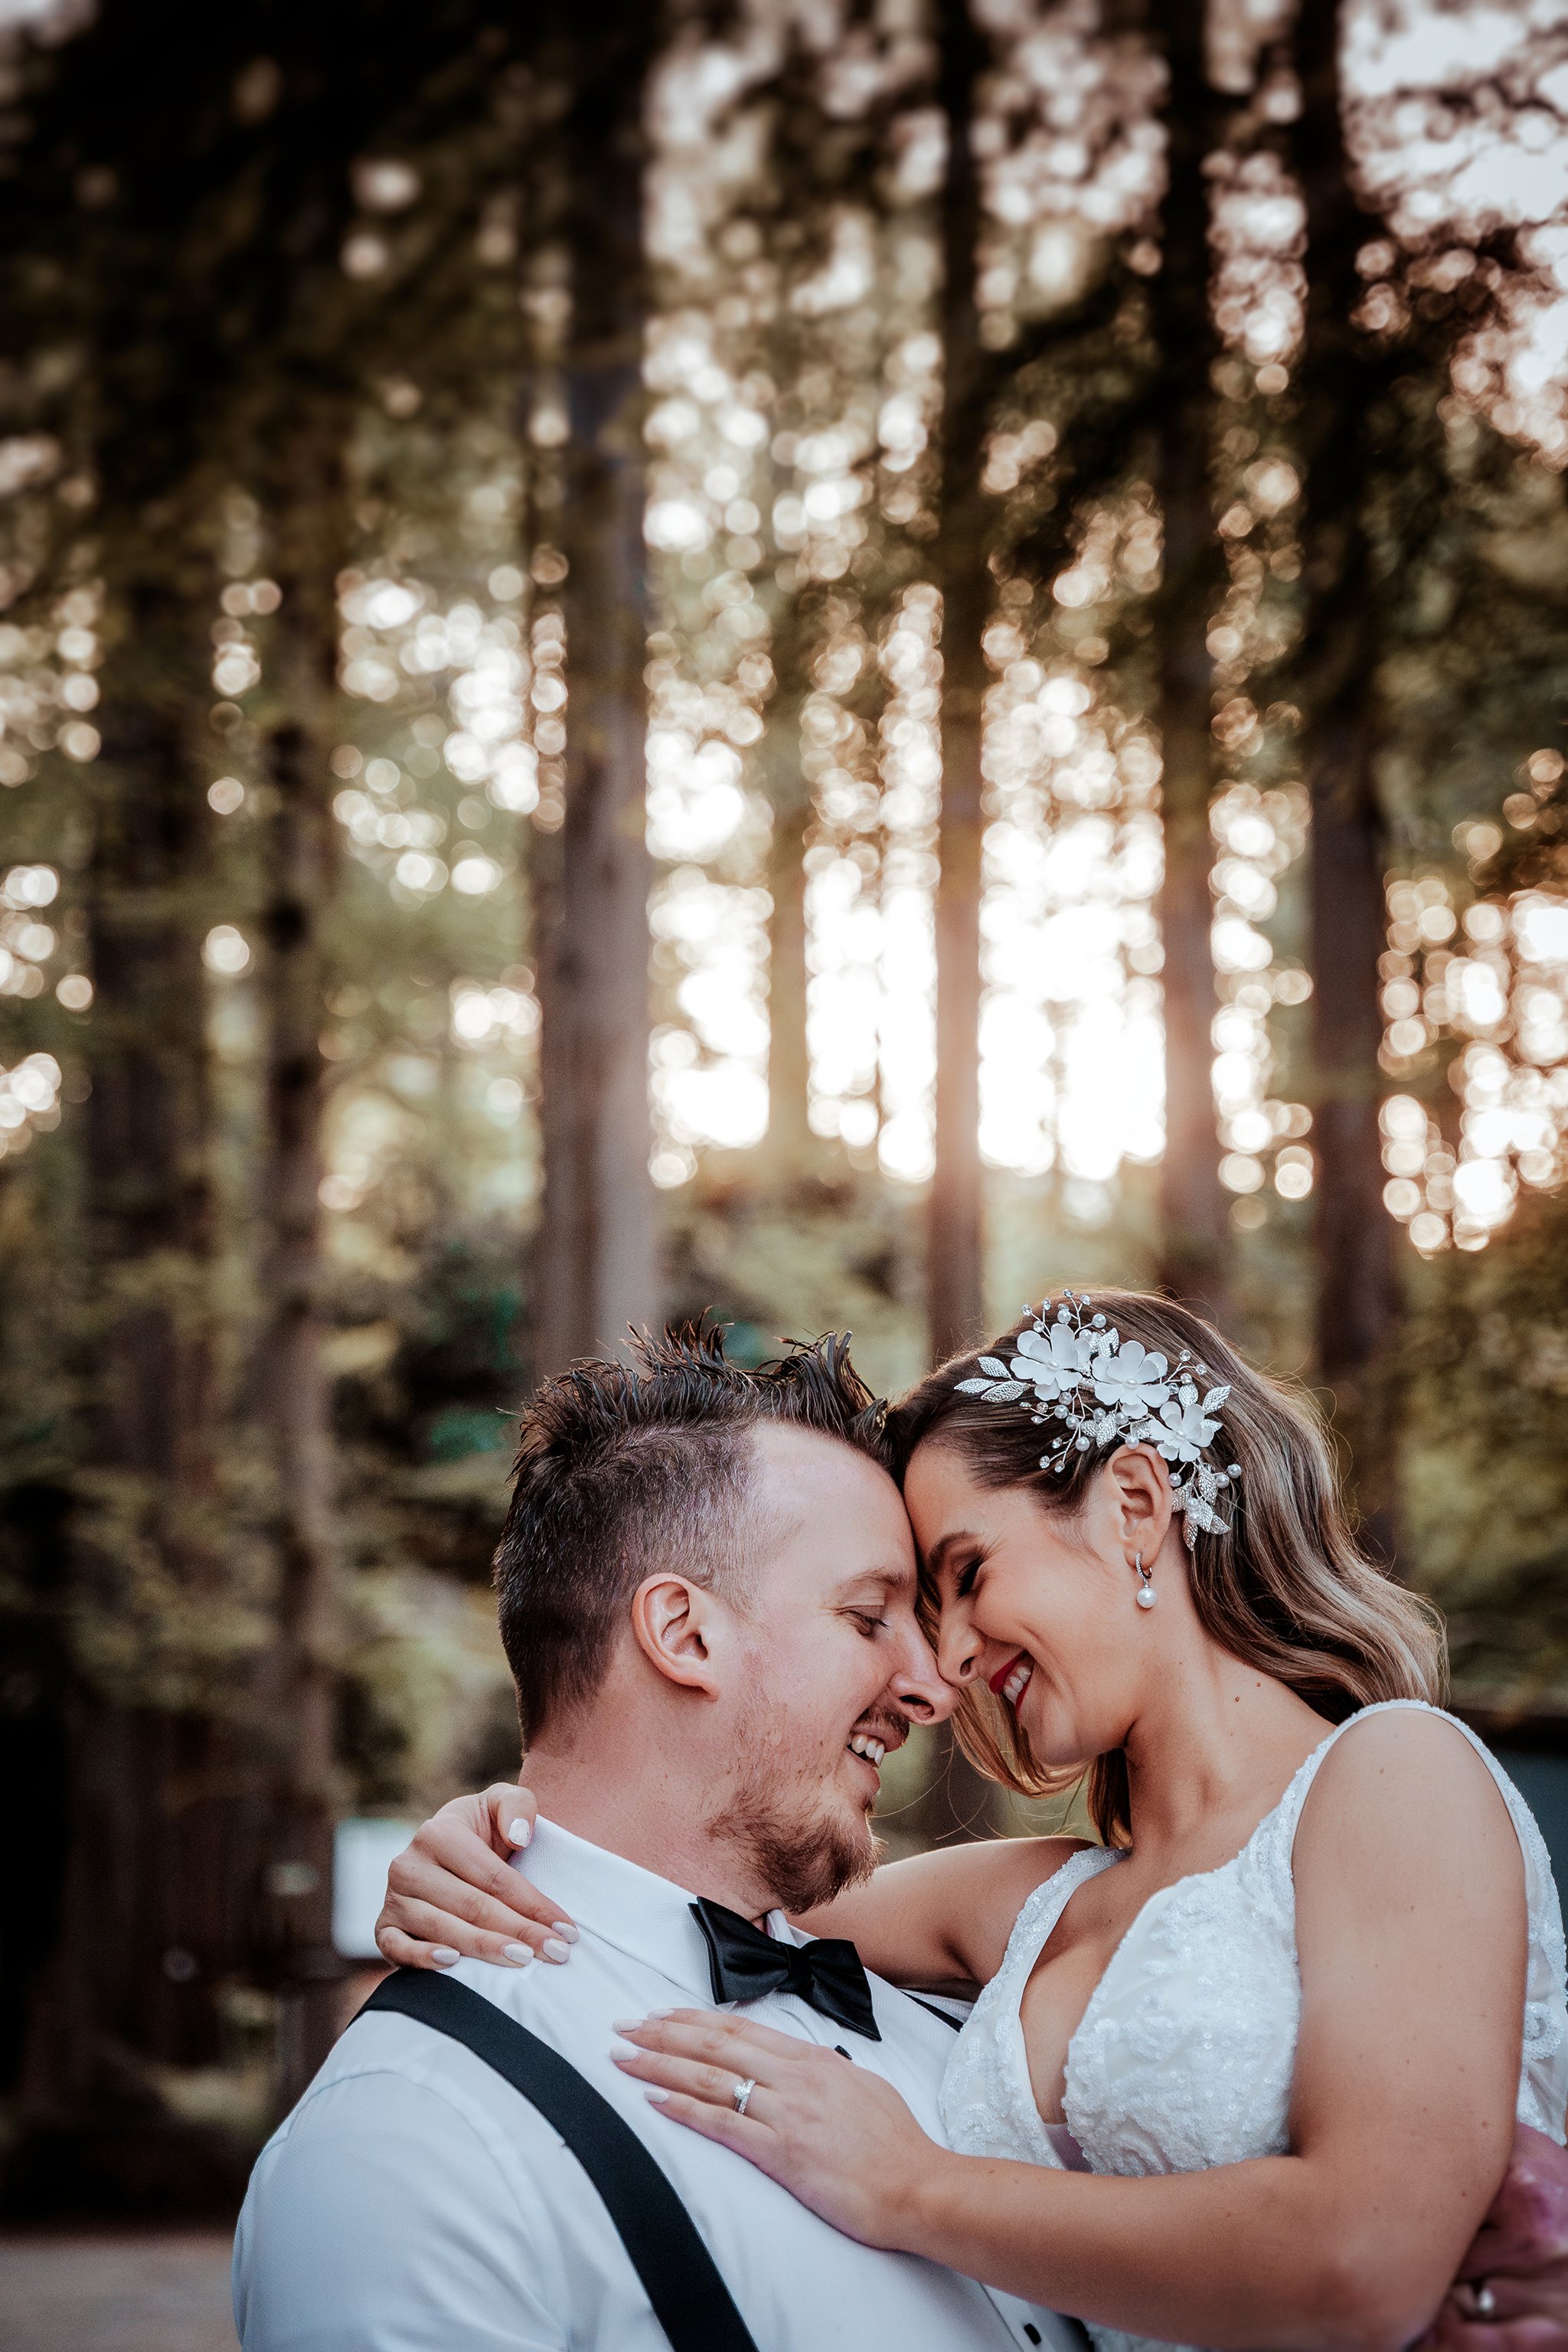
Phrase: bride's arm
[
  {"left": 613, "top": 1710, "right": 1529, "bottom": 2352},
  {"left": 374, "top": 1781, "right": 1083, "bottom": 1989},
  {"left": 790, "top": 1835, "right": 1086, "bottom": 1991}
]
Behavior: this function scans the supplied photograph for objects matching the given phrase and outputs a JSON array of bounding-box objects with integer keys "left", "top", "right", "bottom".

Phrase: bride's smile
[{"left": 988, "top": 1653, "right": 1033, "bottom": 1710}]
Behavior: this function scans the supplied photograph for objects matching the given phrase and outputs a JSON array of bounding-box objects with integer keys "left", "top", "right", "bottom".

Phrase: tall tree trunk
[
  {"left": 256, "top": 575, "right": 342, "bottom": 2109},
  {"left": 1153, "top": 0, "right": 1230, "bottom": 1323},
  {"left": 923, "top": 10, "right": 1007, "bottom": 1844},
  {"left": 19, "top": 609, "right": 242, "bottom": 2189},
  {"left": 1294, "top": 0, "right": 1398, "bottom": 1542},
  {"left": 764, "top": 652, "right": 814, "bottom": 1178},
  {"left": 929, "top": 0, "right": 991, "bottom": 1367},
  {"left": 537, "top": 17, "right": 658, "bottom": 1371}
]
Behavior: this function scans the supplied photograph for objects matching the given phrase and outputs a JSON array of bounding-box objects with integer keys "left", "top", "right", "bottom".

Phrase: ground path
[{"left": 0, "top": 2230, "right": 236, "bottom": 2352}]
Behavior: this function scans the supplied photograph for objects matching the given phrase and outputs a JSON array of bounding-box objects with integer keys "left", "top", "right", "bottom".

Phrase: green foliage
[
  {"left": 665, "top": 1163, "right": 929, "bottom": 1400},
  {"left": 319, "top": 1222, "right": 525, "bottom": 1805},
  {"left": 1400, "top": 1187, "right": 1568, "bottom": 1706},
  {"left": 0, "top": 8, "right": 1566, "bottom": 2176}
]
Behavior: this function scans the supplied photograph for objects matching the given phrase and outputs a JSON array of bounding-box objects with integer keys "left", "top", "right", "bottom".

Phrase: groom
[
  {"left": 235, "top": 1326, "right": 1568, "bottom": 2351},
  {"left": 234, "top": 1328, "right": 1080, "bottom": 2350}
]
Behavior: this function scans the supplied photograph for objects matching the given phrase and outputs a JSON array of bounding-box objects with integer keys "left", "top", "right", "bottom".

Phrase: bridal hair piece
[
  {"left": 884, "top": 1288, "right": 1446, "bottom": 1848},
  {"left": 955, "top": 1293, "right": 1240, "bottom": 1547}
]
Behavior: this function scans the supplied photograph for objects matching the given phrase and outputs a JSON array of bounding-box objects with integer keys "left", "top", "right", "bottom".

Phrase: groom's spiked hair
[{"left": 494, "top": 1322, "right": 888, "bottom": 1743}]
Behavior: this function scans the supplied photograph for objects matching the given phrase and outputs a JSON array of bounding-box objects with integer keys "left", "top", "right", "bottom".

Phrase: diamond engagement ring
[{"left": 732, "top": 2076, "right": 756, "bottom": 2117}]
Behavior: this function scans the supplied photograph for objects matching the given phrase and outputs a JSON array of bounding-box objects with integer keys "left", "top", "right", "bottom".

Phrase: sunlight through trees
[{"left": 0, "top": 0, "right": 1566, "bottom": 2195}]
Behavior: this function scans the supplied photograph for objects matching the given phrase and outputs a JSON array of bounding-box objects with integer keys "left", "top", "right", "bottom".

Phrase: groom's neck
[{"left": 521, "top": 1735, "right": 779, "bottom": 1923}]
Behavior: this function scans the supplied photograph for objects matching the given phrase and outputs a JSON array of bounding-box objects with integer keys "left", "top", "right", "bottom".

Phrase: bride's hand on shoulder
[
  {"left": 611, "top": 2010, "right": 939, "bottom": 2250},
  {"left": 374, "top": 1784, "right": 578, "bottom": 1970}
]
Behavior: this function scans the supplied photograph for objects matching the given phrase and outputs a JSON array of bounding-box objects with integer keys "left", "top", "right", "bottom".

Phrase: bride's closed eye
[{"left": 954, "top": 1553, "right": 985, "bottom": 1601}]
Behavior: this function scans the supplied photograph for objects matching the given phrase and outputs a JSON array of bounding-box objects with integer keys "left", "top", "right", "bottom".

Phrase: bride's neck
[{"left": 1119, "top": 1642, "right": 1331, "bottom": 1856}]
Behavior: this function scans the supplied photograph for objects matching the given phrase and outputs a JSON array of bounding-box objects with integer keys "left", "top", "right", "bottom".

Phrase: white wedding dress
[{"left": 939, "top": 1701, "right": 1568, "bottom": 2352}]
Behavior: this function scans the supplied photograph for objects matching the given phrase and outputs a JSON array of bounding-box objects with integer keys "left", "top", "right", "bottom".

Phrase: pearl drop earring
[{"left": 1133, "top": 1551, "right": 1156, "bottom": 1609}]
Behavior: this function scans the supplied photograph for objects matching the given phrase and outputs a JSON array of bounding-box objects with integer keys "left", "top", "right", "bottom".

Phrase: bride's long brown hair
[{"left": 884, "top": 1290, "right": 1445, "bottom": 1847}]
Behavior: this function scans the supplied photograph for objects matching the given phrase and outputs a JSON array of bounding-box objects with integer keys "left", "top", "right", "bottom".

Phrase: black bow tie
[{"left": 689, "top": 1899, "right": 881, "bottom": 2043}]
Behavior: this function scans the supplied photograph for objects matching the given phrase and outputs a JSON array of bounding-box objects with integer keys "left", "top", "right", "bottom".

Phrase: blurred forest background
[{"left": 0, "top": 0, "right": 1566, "bottom": 2216}]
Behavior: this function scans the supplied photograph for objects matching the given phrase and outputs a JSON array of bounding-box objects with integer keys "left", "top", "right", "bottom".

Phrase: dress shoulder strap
[
  {"left": 995, "top": 1844, "right": 1123, "bottom": 1995},
  {"left": 1270, "top": 1700, "right": 1543, "bottom": 1870}
]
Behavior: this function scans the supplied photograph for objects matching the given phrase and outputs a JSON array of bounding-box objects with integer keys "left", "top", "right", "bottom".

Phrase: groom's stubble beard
[{"left": 704, "top": 1685, "right": 882, "bottom": 1916}]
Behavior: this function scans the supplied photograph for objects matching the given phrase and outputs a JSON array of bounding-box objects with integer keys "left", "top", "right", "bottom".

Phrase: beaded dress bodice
[{"left": 939, "top": 1703, "right": 1568, "bottom": 2352}]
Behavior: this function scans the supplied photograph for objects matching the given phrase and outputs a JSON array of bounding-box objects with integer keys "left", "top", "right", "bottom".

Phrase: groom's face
[{"left": 706, "top": 1425, "right": 955, "bottom": 1913}]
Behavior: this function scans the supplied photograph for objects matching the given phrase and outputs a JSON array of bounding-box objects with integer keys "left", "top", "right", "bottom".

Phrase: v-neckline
[
  {"left": 1015, "top": 1728, "right": 1341, "bottom": 2135},
  {"left": 1012, "top": 1845, "right": 1125, "bottom": 2139}
]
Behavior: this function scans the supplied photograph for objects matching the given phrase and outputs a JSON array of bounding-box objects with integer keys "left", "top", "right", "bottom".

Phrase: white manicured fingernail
[
  {"left": 542, "top": 1937, "right": 570, "bottom": 1963},
  {"left": 645, "top": 2006, "right": 674, "bottom": 2019},
  {"left": 611, "top": 2017, "right": 642, "bottom": 2033},
  {"left": 645, "top": 2088, "right": 669, "bottom": 2104},
  {"left": 506, "top": 1818, "right": 531, "bottom": 1847},
  {"left": 431, "top": 1946, "right": 460, "bottom": 1967},
  {"left": 549, "top": 1920, "right": 579, "bottom": 1943},
  {"left": 609, "top": 2041, "right": 638, "bottom": 2061},
  {"left": 502, "top": 1943, "right": 533, "bottom": 1967}
]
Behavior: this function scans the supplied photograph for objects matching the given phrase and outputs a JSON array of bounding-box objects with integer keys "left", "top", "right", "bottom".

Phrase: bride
[{"left": 375, "top": 1291, "right": 1568, "bottom": 2351}]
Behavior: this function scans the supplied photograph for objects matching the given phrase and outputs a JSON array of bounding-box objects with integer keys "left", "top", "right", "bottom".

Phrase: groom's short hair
[{"left": 494, "top": 1325, "right": 887, "bottom": 1742}]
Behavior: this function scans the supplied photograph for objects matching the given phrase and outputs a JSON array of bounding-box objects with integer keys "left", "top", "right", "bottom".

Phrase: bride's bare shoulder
[
  {"left": 969, "top": 1831, "right": 1094, "bottom": 1907},
  {"left": 897, "top": 1829, "right": 1090, "bottom": 1900},
  {"left": 882, "top": 1832, "right": 1093, "bottom": 1985},
  {"left": 1295, "top": 1704, "right": 1523, "bottom": 1900},
  {"left": 1305, "top": 1704, "right": 1500, "bottom": 1804},
  {"left": 804, "top": 1831, "right": 1093, "bottom": 1991}
]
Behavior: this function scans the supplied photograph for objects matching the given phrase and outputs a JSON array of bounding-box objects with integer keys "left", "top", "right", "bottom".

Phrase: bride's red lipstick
[{"left": 988, "top": 1651, "right": 1029, "bottom": 1697}]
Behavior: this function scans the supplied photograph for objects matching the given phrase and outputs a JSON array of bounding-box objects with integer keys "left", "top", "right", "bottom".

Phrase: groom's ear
[{"left": 629, "top": 1573, "right": 725, "bottom": 1697}]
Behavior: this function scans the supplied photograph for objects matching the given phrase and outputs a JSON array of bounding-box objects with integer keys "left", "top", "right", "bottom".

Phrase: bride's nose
[{"left": 936, "top": 1609, "right": 984, "bottom": 1688}]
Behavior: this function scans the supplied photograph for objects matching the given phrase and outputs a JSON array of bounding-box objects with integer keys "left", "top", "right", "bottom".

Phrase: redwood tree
[
  {"left": 1152, "top": 0, "right": 1231, "bottom": 1323},
  {"left": 1292, "top": 0, "right": 1400, "bottom": 1535},
  {"left": 532, "top": 8, "right": 660, "bottom": 1374},
  {"left": 928, "top": 0, "right": 993, "bottom": 1368}
]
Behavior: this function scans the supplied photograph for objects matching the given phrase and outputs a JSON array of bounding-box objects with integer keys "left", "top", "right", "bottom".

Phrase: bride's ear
[{"left": 1107, "top": 1445, "right": 1175, "bottom": 1560}]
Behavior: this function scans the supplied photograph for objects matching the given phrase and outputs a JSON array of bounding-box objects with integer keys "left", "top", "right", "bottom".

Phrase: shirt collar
[{"left": 511, "top": 1817, "right": 805, "bottom": 2001}]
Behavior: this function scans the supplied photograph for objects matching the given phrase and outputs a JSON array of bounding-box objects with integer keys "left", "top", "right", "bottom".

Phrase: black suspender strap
[
  {"left": 904, "top": 1991, "right": 966, "bottom": 2031},
  {"left": 361, "top": 1969, "right": 761, "bottom": 2352}
]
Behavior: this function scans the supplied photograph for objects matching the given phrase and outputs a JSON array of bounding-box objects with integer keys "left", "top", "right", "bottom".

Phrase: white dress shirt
[{"left": 233, "top": 1817, "right": 1083, "bottom": 2352}]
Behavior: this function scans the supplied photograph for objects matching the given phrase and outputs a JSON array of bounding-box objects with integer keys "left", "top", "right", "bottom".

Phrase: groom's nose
[{"left": 886, "top": 1630, "right": 959, "bottom": 1726}]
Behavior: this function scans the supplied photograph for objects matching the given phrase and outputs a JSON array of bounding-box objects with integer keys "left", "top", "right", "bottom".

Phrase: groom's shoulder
[
  {"left": 266, "top": 1962, "right": 550, "bottom": 2162},
  {"left": 234, "top": 1975, "right": 579, "bottom": 2351},
  {"left": 240, "top": 1968, "right": 568, "bottom": 2268}
]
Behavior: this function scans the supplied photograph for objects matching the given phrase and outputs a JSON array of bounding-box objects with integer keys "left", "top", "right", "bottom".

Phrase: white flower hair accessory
[{"left": 956, "top": 1293, "right": 1241, "bottom": 1546}]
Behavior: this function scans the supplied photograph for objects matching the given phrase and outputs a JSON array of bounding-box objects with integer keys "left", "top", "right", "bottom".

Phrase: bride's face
[{"left": 903, "top": 1437, "right": 1165, "bottom": 1767}]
